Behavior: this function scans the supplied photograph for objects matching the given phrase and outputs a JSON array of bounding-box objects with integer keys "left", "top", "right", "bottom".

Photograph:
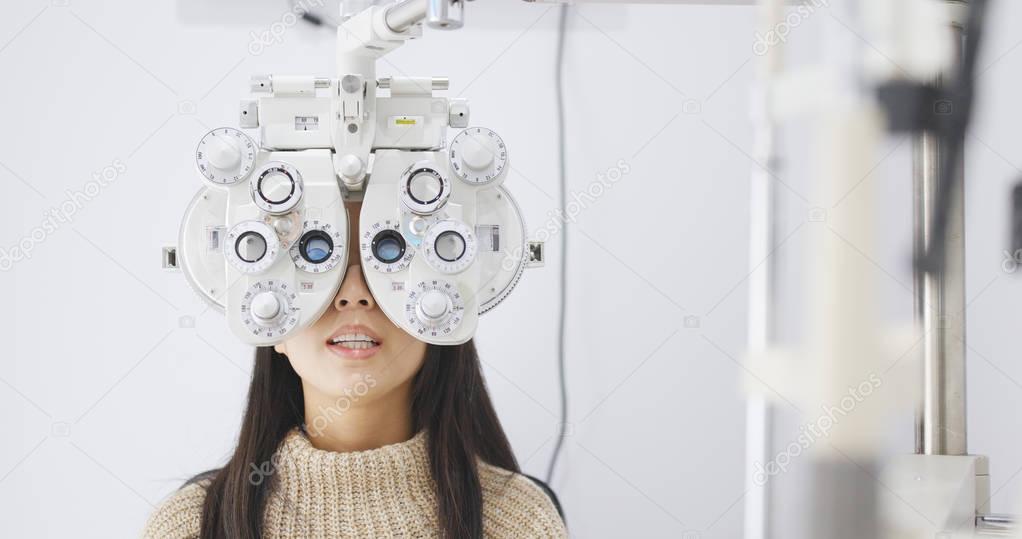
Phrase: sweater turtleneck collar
[
  {"left": 142, "top": 427, "right": 569, "bottom": 538},
  {"left": 263, "top": 428, "right": 438, "bottom": 535},
  {"left": 275, "top": 427, "right": 431, "bottom": 486}
]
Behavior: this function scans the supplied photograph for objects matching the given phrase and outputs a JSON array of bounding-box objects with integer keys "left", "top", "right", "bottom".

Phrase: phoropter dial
[
  {"left": 400, "top": 161, "right": 450, "bottom": 215},
  {"left": 240, "top": 279, "right": 300, "bottom": 339},
  {"left": 362, "top": 220, "right": 415, "bottom": 273},
  {"left": 448, "top": 127, "right": 508, "bottom": 186},
  {"left": 251, "top": 161, "right": 304, "bottom": 215},
  {"left": 423, "top": 220, "right": 477, "bottom": 274},
  {"left": 196, "top": 128, "right": 257, "bottom": 186},
  {"left": 224, "top": 220, "right": 281, "bottom": 274},
  {"left": 290, "top": 221, "right": 344, "bottom": 273},
  {"left": 405, "top": 280, "right": 465, "bottom": 338}
]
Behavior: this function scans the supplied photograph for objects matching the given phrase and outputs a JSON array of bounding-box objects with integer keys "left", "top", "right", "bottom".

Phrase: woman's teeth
[{"left": 329, "top": 334, "right": 379, "bottom": 349}]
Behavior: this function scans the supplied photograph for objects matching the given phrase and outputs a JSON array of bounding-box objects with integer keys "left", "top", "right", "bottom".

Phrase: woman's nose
[{"left": 334, "top": 264, "right": 376, "bottom": 310}]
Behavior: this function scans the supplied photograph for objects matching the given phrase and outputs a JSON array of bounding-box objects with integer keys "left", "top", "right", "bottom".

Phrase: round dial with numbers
[
  {"left": 448, "top": 127, "right": 508, "bottom": 185},
  {"left": 224, "top": 220, "right": 281, "bottom": 274},
  {"left": 290, "top": 221, "right": 344, "bottom": 273},
  {"left": 404, "top": 280, "right": 465, "bottom": 337},
  {"left": 240, "top": 279, "right": 300, "bottom": 339},
  {"left": 250, "top": 161, "right": 304, "bottom": 215},
  {"left": 362, "top": 220, "right": 416, "bottom": 273},
  {"left": 196, "top": 128, "right": 256, "bottom": 186},
  {"left": 400, "top": 161, "right": 450, "bottom": 215},
  {"left": 423, "top": 219, "right": 477, "bottom": 274}
]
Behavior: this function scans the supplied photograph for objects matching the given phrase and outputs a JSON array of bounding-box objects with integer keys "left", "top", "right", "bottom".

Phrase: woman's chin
[{"left": 306, "top": 368, "right": 380, "bottom": 402}]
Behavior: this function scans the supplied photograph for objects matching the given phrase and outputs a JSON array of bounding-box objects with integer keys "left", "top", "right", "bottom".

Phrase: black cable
[
  {"left": 920, "top": 0, "right": 990, "bottom": 272},
  {"left": 545, "top": 3, "right": 570, "bottom": 485},
  {"left": 1012, "top": 182, "right": 1022, "bottom": 256},
  {"left": 288, "top": 0, "right": 340, "bottom": 29}
]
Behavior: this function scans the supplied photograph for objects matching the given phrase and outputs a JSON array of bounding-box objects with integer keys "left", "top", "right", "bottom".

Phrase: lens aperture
[
  {"left": 408, "top": 170, "right": 442, "bottom": 204},
  {"left": 434, "top": 230, "right": 466, "bottom": 262},
  {"left": 236, "top": 231, "right": 268, "bottom": 263},
  {"left": 299, "top": 230, "right": 334, "bottom": 264},
  {"left": 372, "top": 229, "right": 406, "bottom": 264}
]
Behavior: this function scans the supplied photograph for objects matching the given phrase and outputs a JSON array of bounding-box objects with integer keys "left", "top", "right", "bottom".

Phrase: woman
[{"left": 143, "top": 202, "right": 566, "bottom": 538}]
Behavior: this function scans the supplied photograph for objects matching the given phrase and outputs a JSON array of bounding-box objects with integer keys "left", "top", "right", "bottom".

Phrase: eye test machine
[
  {"left": 168, "top": 0, "right": 543, "bottom": 347},
  {"left": 163, "top": 0, "right": 1016, "bottom": 537}
]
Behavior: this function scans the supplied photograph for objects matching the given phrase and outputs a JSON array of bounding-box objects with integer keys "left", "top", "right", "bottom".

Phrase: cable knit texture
[{"left": 142, "top": 430, "right": 566, "bottom": 538}]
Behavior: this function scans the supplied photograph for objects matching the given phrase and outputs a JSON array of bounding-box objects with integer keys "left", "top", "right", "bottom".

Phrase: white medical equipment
[
  {"left": 165, "top": 0, "right": 1019, "bottom": 536},
  {"left": 535, "top": 0, "right": 1012, "bottom": 537},
  {"left": 734, "top": 0, "right": 1007, "bottom": 537},
  {"left": 170, "top": 0, "right": 540, "bottom": 346}
]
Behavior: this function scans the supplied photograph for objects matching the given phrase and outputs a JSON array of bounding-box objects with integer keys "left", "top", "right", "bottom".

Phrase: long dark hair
[{"left": 193, "top": 340, "right": 518, "bottom": 538}]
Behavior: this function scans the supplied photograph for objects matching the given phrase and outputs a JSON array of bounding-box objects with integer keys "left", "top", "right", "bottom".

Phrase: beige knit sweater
[{"left": 142, "top": 430, "right": 567, "bottom": 538}]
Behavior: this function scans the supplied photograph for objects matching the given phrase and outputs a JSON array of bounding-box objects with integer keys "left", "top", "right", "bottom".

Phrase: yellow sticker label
[{"left": 394, "top": 117, "right": 417, "bottom": 126}]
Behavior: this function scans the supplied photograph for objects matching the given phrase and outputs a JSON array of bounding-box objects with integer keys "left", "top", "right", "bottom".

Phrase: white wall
[{"left": 2, "top": 1, "right": 1021, "bottom": 538}]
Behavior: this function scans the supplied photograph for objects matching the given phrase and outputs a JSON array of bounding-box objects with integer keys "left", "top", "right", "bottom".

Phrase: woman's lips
[
  {"left": 325, "top": 325, "right": 382, "bottom": 360},
  {"left": 326, "top": 341, "right": 381, "bottom": 360}
]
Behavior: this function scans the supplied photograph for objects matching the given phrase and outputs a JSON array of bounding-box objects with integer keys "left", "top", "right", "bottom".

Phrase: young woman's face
[{"left": 274, "top": 201, "right": 428, "bottom": 401}]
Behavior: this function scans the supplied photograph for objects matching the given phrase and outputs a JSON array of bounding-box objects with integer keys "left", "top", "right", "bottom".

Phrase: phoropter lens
[
  {"left": 372, "top": 229, "right": 406, "bottom": 264},
  {"left": 299, "top": 230, "right": 334, "bottom": 264},
  {"left": 434, "top": 230, "right": 466, "bottom": 262},
  {"left": 407, "top": 170, "right": 443, "bottom": 205},
  {"left": 258, "top": 171, "right": 294, "bottom": 204},
  {"left": 235, "top": 231, "right": 268, "bottom": 263}
]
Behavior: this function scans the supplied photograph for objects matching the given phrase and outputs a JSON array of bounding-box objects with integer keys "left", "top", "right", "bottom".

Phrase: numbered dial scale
[
  {"left": 400, "top": 161, "right": 451, "bottom": 215},
  {"left": 362, "top": 220, "right": 416, "bottom": 273},
  {"left": 224, "top": 220, "right": 281, "bottom": 274},
  {"left": 448, "top": 127, "right": 508, "bottom": 185},
  {"left": 405, "top": 280, "right": 465, "bottom": 338},
  {"left": 423, "top": 220, "right": 477, "bottom": 274},
  {"left": 196, "top": 128, "right": 257, "bottom": 185},
  {"left": 250, "top": 161, "right": 304, "bottom": 215},
  {"left": 290, "top": 221, "right": 344, "bottom": 273},
  {"left": 240, "top": 279, "right": 300, "bottom": 338}
]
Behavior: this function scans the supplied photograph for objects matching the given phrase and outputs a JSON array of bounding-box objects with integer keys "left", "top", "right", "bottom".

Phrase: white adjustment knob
[
  {"left": 339, "top": 154, "right": 364, "bottom": 179},
  {"left": 196, "top": 127, "right": 256, "bottom": 186},
  {"left": 404, "top": 280, "right": 465, "bottom": 339},
  {"left": 461, "top": 136, "right": 495, "bottom": 170},
  {"left": 207, "top": 134, "right": 242, "bottom": 170},
  {"left": 448, "top": 127, "right": 508, "bottom": 186},
  {"left": 250, "top": 292, "right": 281, "bottom": 324},
  {"left": 418, "top": 290, "right": 450, "bottom": 321}
]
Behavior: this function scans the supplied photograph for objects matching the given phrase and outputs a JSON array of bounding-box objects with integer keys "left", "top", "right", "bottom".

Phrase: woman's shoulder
[
  {"left": 140, "top": 479, "right": 209, "bottom": 539},
  {"left": 477, "top": 462, "right": 568, "bottom": 538}
]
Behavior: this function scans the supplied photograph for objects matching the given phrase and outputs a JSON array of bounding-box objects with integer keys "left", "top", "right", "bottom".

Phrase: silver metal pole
[
  {"left": 385, "top": 0, "right": 428, "bottom": 32},
  {"left": 914, "top": 17, "right": 967, "bottom": 457},
  {"left": 385, "top": 0, "right": 462, "bottom": 32},
  {"left": 743, "top": 0, "right": 784, "bottom": 537},
  {"left": 976, "top": 514, "right": 1018, "bottom": 536}
]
